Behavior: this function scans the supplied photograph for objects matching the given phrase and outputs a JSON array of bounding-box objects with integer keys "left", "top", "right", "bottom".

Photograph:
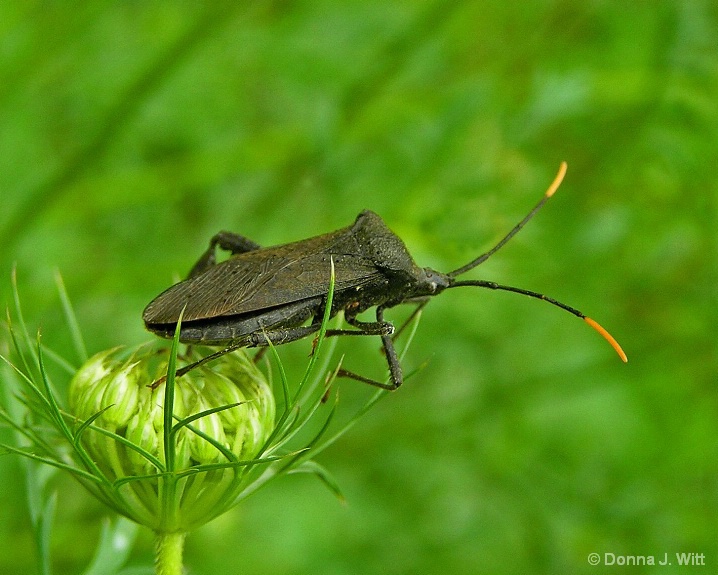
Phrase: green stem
[{"left": 155, "top": 531, "right": 186, "bottom": 575}]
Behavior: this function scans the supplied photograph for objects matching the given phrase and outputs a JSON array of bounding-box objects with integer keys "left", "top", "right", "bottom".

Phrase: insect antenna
[
  {"left": 447, "top": 161, "right": 567, "bottom": 278},
  {"left": 445, "top": 162, "right": 627, "bottom": 362},
  {"left": 447, "top": 279, "right": 627, "bottom": 362}
]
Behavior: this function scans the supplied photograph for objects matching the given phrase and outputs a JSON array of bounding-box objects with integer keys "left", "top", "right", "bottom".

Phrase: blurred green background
[{"left": 1, "top": 2, "right": 715, "bottom": 574}]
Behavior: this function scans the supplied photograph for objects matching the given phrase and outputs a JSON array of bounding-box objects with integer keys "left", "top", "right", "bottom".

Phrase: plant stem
[{"left": 155, "top": 531, "right": 186, "bottom": 575}]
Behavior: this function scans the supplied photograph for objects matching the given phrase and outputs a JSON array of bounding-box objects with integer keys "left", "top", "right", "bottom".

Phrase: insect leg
[
  {"left": 343, "top": 312, "right": 395, "bottom": 336},
  {"left": 171, "top": 341, "right": 247, "bottom": 380},
  {"left": 252, "top": 347, "right": 268, "bottom": 364},
  {"left": 247, "top": 325, "right": 322, "bottom": 347},
  {"left": 306, "top": 311, "right": 393, "bottom": 354},
  {"left": 376, "top": 306, "right": 403, "bottom": 389},
  {"left": 391, "top": 299, "right": 429, "bottom": 341},
  {"left": 188, "top": 231, "right": 262, "bottom": 278},
  {"left": 167, "top": 324, "right": 323, "bottom": 382},
  {"left": 335, "top": 306, "right": 403, "bottom": 390},
  {"left": 311, "top": 312, "right": 393, "bottom": 358}
]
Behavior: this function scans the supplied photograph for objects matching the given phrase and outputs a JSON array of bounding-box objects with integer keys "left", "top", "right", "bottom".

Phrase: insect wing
[{"left": 143, "top": 227, "right": 381, "bottom": 324}]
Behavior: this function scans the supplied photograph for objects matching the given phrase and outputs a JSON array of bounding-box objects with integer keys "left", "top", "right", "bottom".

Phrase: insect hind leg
[{"left": 188, "top": 231, "right": 262, "bottom": 278}]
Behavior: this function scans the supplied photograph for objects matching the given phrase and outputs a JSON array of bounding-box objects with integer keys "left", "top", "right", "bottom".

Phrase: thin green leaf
[
  {"left": 35, "top": 334, "right": 74, "bottom": 441},
  {"left": 110, "top": 451, "right": 293, "bottom": 490},
  {"left": 269, "top": 358, "right": 343, "bottom": 453},
  {"left": 284, "top": 396, "right": 338, "bottom": 471},
  {"left": 54, "top": 269, "right": 87, "bottom": 364},
  {"left": 180, "top": 421, "right": 237, "bottom": 464},
  {"left": 111, "top": 471, "right": 170, "bottom": 489},
  {"left": 174, "top": 451, "right": 296, "bottom": 477},
  {"left": 2, "top": 443, "right": 103, "bottom": 483},
  {"left": 0, "top": 408, "right": 60, "bottom": 457},
  {"left": 266, "top": 338, "right": 291, "bottom": 426},
  {"left": 287, "top": 460, "right": 345, "bottom": 503},
  {"left": 295, "top": 257, "right": 336, "bottom": 397},
  {"left": 267, "top": 262, "right": 338, "bottom": 448},
  {"left": 38, "top": 343, "right": 77, "bottom": 377},
  {"left": 81, "top": 517, "right": 139, "bottom": 575},
  {"left": 163, "top": 307, "right": 184, "bottom": 473},
  {"left": 82, "top": 424, "right": 165, "bottom": 473},
  {"left": 72, "top": 407, "right": 114, "bottom": 449},
  {"left": 10, "top": 266, "right": 38, "bottom": 378},
  {"left": 295, "top": 309, "right": 425, "bottom": 461},
  {"left": 171, "top": 402, "right": 243, "bottom": 433},
  {"left": 263, "top": 405, "right": 302, "bottom": 454},
  {"left": 35, "top": 490, "right": 57, "bottom": 575},
  {"left": 4, "top": 312, "right": 39, "bottom": 391},
  {"left": 0, "top": 352, "right": 57, "bottom": 421},
  {"left": 116, "top": 567, "right": 155, "bottom": 575}
]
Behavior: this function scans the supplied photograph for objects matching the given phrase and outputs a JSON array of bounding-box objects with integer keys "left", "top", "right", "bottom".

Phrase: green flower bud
[
  {"left": 189, "top": 397, "right": 227, "bottom": 465},
  {"left": 99, "top": 361, "right": 141, "bottom": 427},
  {"left": 125, "top": 411, "right": 159, "bottom": 473},
  {"left": 68, "top": 345, "right": 275, "bottom": 531},
  {"left": 68, "top": 347, "right": 117, "bottom": 419}
]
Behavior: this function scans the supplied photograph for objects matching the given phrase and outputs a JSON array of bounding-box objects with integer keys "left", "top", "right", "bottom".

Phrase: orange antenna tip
[
  {"left": 584, "top": 316, "right": 628, "bottom": 362},
  {"left": 546, "top": 161, "right": 568, "bottom": 198}
]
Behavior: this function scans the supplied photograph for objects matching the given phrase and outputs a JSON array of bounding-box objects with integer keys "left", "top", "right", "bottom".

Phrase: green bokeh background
[{"left": 1, "top": 2, "right": 715, "bottom": 574}]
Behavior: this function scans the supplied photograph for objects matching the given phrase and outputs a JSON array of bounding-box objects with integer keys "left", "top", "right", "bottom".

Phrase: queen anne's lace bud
[
  {"left": 68, "top": 346, "right": 275, "bottom": 531},
  {"left": 99, "top": 361, "right": 141, "bottom": 427}
]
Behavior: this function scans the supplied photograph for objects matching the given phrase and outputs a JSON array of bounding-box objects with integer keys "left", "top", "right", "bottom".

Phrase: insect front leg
[
  {"left": 188, "top": 231, "right": 262, "bottom": 279},
  {"left": 392, "top": 299, "right": 429, "bottom": 341},
  {"left": 335, "top": 306, "right": 403, "bottom": 390}
]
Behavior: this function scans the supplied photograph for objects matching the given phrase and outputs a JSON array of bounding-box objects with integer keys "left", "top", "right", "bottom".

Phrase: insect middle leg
[
  {"left": 314, "top": 311, "right": 394, "bottom": 340},
  {"left": 343, "top": 312, "right": 395, "bottom": 336},
  {"left": 171, "top": 323, "right": 325, "bottom": 380},
  {"left": 173, "top": 310, "right": 403, "bottom": 389}
]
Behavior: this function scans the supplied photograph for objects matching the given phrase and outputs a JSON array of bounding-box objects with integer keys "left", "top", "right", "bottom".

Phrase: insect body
[{"left": 143, "top": 163, "right": 626, "bottom": 389}]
